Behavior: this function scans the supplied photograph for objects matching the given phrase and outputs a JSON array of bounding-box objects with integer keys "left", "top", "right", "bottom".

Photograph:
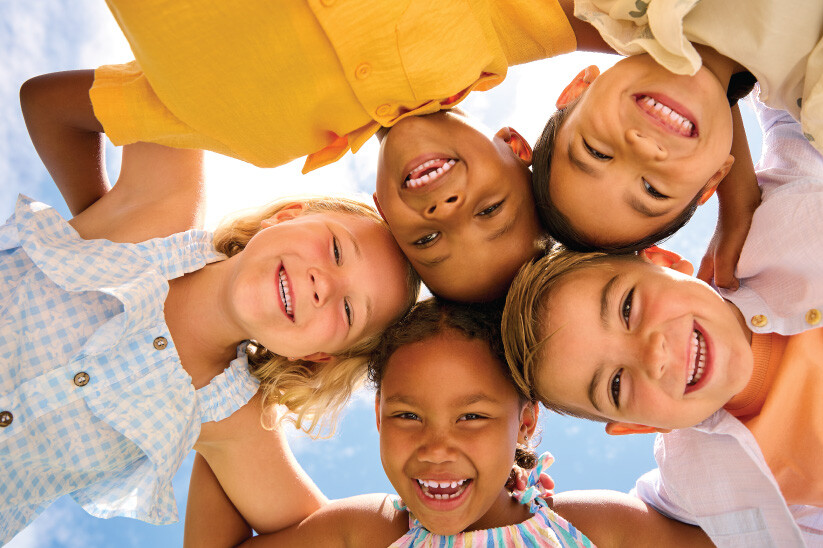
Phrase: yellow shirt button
[
  {"left": 0, "top": 410, "right": 12, "bottom": 427},
  {"left": 375, "top": 104, "right": 393, "bottom": 117},
  {"left": 153, "top": 336, "right": 168, "bottom": 350},
  {"left": 806, "top": 308, "right": 821, "bottom": 326},
  {"left": 355, "top": 63, "right": 371, "bottom": 80},
  {"left": 750, "top": 314, "right": 768, "bottom": 328},
  {"left": 73, "top": 371, "right": 90, "bottom": 387}
]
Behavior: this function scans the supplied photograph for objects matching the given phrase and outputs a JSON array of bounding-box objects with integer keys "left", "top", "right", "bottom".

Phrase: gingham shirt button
[
  {"left": 0, "top": 410, "right": 13, "bottom": 427},
  {"left": 806, "top": 309, "right": 821, "bottom": 326},
  {"left": 750, "top": 314, "right": 768, "bottom": 328},
  {"left": 153, "top": 336, "right": 168, "bottom": 350},
  {"left": 73, "top": 371, "right": 90, "bottom": 387}
]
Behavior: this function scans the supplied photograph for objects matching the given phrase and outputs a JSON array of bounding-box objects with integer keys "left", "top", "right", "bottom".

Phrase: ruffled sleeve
[{"left": 196, "top": 343, "right": 260, "bottom": 423}]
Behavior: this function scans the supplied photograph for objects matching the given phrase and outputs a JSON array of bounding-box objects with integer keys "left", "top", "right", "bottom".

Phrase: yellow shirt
[
  {"left": 725, "top": 329, "right": 823, "bottom": 506},
  {"left": 92, "top": 0, "right": 575, "bottom": 171}
]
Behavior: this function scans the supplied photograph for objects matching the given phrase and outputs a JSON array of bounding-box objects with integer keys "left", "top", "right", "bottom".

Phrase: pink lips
[
  {"left": 684, "top": 323, "right": 712, "bottom": 395},
  {"left": 635, "top": 93, "right": 698, "bottom": 137},
  {"left": 412, "top": 476, "right": 473, "bottom": 512},
  {"left": 277, "top": 264, "right": 295, "bottom": 322},
  {"left": 402, "top": 155, "right": 458, "bottom": 191}
]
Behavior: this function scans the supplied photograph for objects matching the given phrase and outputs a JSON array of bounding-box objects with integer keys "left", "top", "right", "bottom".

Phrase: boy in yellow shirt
[{"left": 21, "top": 0, "right": 611, "bottom": 301}]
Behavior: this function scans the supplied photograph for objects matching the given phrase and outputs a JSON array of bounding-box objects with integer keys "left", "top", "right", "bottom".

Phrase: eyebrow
[
  {"left": 600, "top": 274, "right": 620, "bottom": 327},
  {"left": 588, "top": 366, "right": 605, "bottom": 414}
]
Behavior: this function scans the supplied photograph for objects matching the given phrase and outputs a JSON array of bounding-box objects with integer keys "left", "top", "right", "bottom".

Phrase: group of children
[{"left": 3, "top": 0, "right": 823, "bottom": 546}]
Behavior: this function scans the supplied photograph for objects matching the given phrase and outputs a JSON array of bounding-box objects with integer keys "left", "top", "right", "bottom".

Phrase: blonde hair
[
  {"left": 502, "top": 245, "right": 613, "bottom": 417},
  {"left": 213, "top": 196, "right": 421, "bottom": 436}
]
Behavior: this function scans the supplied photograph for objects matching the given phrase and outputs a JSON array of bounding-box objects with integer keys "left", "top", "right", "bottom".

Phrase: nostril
[
  {"left": 427, "top": 205, "right": 436, "bottom": 214},
  {"left": 314, "top": 292, "right": 319, "bottom": 302},
  {"left": 445, "top": 195, "right": 457, "bottom": 203}
]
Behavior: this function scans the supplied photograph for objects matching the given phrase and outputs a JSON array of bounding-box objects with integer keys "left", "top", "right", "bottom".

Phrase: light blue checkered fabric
[{"left": 0, "top": 196, "right": 260, "bottom": 544}]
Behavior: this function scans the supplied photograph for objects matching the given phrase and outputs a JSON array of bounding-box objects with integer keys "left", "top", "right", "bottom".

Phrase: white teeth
[
  {"left": 686, "top": 330, "right": 706, "bottom": 386},
  {"left": 278, "top": 269, "right": 293, "bottom": 318},
  {"left": 406, "top": 159, "right": 456, "bottom": 189},
  {"left": 638, "top": 95, "right": 695, "bottom": 136},
  {"left": 416, "top": 478, "right": 469, "bottom": 500}
]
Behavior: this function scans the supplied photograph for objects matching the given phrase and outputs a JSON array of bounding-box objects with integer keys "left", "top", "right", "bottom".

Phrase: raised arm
[
  {"left": 552, "top": 490, "right": 713, "bottom": 548},
  {"left": 20, "top": 70, "right": 108, "bottom": 216},
  {"left": 558, "top": 0, "right": 615, "bottom": 53}
]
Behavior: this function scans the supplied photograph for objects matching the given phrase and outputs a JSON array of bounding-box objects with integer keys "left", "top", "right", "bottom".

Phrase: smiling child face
[
  {"left": 374, "top": 111, "right": 543, "bottom": 301},
  {"left": 376, "top": 330, "right": 535, "bottom": 534},
  {"left": 548, "top": 54, "right": 735, "bottom": 247},
  {"left": 536, "top": 255, "right": 753, "bottom": 432}
]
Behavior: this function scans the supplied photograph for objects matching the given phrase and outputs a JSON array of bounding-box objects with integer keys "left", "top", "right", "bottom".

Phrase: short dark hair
[{"left": 531, "top": 104, "right": 701, "bottom": 254}]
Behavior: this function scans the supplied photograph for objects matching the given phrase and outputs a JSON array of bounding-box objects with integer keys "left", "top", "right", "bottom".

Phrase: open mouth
[
  {"left": 404, "top": 158, "right": 457, "bottom": 189},
  {"left": 685, "top": 328, "right": 707, "bottom": 390},
  {"left": 416, "top": 478, "right": 471, "bottom": 500},
  {"left": 278, "top": 266, "right": 295, "bottom": 321},
  {"left": 635, "top": 95, "right": 697, "bottom": 137}
]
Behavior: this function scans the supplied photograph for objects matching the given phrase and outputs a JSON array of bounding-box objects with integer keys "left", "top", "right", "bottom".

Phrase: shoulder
[{"left": 321, "top": 494, "right": 409, "bottom": 545}]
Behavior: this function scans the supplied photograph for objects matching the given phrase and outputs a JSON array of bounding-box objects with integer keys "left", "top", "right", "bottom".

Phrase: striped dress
[{"left": 389, "top": 453, "right": 595, "bottom": 548}]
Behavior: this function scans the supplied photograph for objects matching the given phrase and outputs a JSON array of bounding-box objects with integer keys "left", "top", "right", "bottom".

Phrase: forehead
[{"left": 381, "top": 333, "right": 514, "bottom": 400}]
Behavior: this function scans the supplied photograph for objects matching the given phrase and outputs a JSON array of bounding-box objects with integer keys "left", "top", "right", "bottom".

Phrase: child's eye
[
  {"left": 610, "top": 369, "right": 623, "bottom": 409},
  {"left": 643, "top": 179, "right": 669, "bottom": 199},
  {"left": 395, "top": 412, "right": 420, "bottom": 421},
  {"left": 584, "top": 139, "right": 612, "bottom": 160},
  {"left": 344, "top": 299, "right": 353, "bottom": 326},
  {"left": 333, "top": 236, "right": 342, "bottom": 264},
  {"left": 621, "top": 288, "right": 634, "bottom": 328},
  {"left": 458, "top": 413, "right": 485, "bottom": 421},
  {"left": 413, "top": 232, "right": 440, "bottom": 247},
  {"left": 476, "top": 200, "right": 504, "bottom": 217}
]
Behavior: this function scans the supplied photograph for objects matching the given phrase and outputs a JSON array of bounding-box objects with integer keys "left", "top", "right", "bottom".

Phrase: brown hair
[
  {"left": 213, "top": 196, "right": 421, "bottom": 436},
  {"left": 502, "top": 245, "right": 623, "bottom": 422},
  {"left": 531, "top": 103, "right": 701, "bottom": 254},
  {"left": 369, "top": 297, "right": 538, "bottom": 469}
]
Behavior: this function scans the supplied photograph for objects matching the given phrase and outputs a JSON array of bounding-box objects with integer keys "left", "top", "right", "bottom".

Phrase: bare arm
[
  {"left": 194, "top": 392, "right": 328, "bottom": 535},
  {"left": 697, "top": 105, "right": 761, "bottom": 290},
  {"left": 552, "top": 490, "right": 714, "bottom": 548},
  {"left": 20, "top": 70, "right": 107, "bottom": 216},
  {"left": 185, "top": 453, "right": 254, "bottom": 548},
  {"left": 558, "top": 0, "right": 615, "bottom": 53}
]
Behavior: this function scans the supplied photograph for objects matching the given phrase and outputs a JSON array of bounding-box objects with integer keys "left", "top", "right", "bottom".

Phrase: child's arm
[
  {"left": 193, "top": 392, "right": 328, "bottom": 536},
  {"left": 558, "top": 0, "right": 615, "bottom": 53},
  {"left": 185, "top": 453, "right": 254, "bottom": 548},
  {"left": 185, "top": 442, "right": 405, "bottom": 548},
  {"left": 552, "top": 490, "right": 714, "bottom": 548},
  {"left": 697, "top": 105, "right": 761, "bottom": 290},
  {"left": 20, "top": 70, "right": 108, "bottom": 216}
]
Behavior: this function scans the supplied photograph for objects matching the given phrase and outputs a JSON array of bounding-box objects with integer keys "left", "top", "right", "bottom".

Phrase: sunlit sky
[{"left": 2, "top": 2, "right": 762, "bottom": 546}]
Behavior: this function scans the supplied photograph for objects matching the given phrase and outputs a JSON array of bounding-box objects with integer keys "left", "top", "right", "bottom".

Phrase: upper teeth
[
  {"left": 278, "top": 269, "right": 293, "bottom": 318},
  {"left": 406, "top": 159, "right": 456, "bottom": 188},
  {"left": 416, "top": 478, "right": 469, "bottom": 500},
  {"left": 687, "top": 330, "right": 706, "bottom": 386},
  {"left": 638, "top": 95, "right": 694, "bottom": 135},
  {"left": 417, "top": 479, "right": 466, "bottom": 489}
]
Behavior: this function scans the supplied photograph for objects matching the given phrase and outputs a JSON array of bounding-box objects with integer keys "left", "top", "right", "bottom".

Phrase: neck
[
  {"left": 465, "top": 488, "right": 533, "bottom": 532},
  {"left": 165, "top": 258, "right": 247, "bottom": 387},
  {"left": 726, "top": 299, "right": 753, "bottom": 346},
  {"left": 694, "top": 44, "right": 745, "bottom": 91}
]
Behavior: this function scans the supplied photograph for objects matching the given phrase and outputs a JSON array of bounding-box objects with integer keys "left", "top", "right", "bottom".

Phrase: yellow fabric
[
  {"left": 725, "top": 330, "right": 823, "bottom": 505},
  {"left": 92, "top": 0, "right": 575, "bottom": 171}
]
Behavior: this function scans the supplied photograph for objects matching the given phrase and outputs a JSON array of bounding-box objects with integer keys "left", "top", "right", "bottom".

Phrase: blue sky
[{"left": 2, "top": 2, "right": 763, "bottom": 546}]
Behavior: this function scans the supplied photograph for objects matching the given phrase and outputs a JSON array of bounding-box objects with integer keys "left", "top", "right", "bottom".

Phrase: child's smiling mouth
[
  {"left": 684, "top": 324, "right": 711, "bottom": 394},
  {"left": 635, "top": 94, "right": 697, "bottom": 137},
  {"left": 404, "top": 157, "right": 457, "bottom": 189},
  {"left": 413, "top": 476, "right": 473, "bottom": 510},
  {"left": 277, "top": 265, "right": 295, "bottom": 321}
]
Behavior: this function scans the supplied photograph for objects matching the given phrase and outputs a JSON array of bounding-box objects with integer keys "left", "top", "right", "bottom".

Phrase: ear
[
  {"left": 298, "top": 352, "right": 335, "bottom": 363},
  {"left": 605, "top": 421, "right": 671, "bottom": 436},
  {"left": 556, "top": 65, "right": 600, "bottom": 109},
  {"left": 261, "top": 202, "right": 306, "bottom": 228},
  {"left": 372, "top": 193, "right": 388, "bottom": 223},
  {"left": 698, "top": 154, "right": 735, "bottom": 206},
  {"left": 640, "top": 245, "right": 694, "bottom": 276},
  {"left": 517, "top": 402, "right": 539, "bottom": 443},
  {"left": 495, "top": 127, "right": 533, "bottom": 165}
]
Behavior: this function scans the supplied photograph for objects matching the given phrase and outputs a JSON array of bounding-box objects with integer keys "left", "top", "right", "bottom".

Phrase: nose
[
  {"left": 625, "top": 129, "right": 667, "bottom": 161},
  {"left": 638, "top": 331, "right": 667, "bottom": 380},
  {"left": 423, "top": 192, "right": 463, "bottom": 220},
  {"left": 416, "top": 426, "right": 457, "bottom": 464},
  {"left": 308, "top": 267, "right": 338, "bottom": 307}
]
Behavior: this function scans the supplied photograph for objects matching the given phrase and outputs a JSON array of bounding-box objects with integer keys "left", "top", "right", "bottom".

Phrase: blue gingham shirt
[{"left": 0, "top": 196, "right": 260, "bottom": 543}]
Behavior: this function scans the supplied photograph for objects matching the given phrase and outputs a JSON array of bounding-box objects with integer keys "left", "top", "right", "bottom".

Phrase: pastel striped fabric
[
  {"left": 0, "top": 197, "right": 259, "bottom": 544},
  {"left": 390, "top": 453, "right": 595, "bottom": 547}
]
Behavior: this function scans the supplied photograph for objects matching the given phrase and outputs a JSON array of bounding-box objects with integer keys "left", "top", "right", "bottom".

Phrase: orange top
[{"left": 725, "top": 329, "right": 823, "bottom": 505}]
